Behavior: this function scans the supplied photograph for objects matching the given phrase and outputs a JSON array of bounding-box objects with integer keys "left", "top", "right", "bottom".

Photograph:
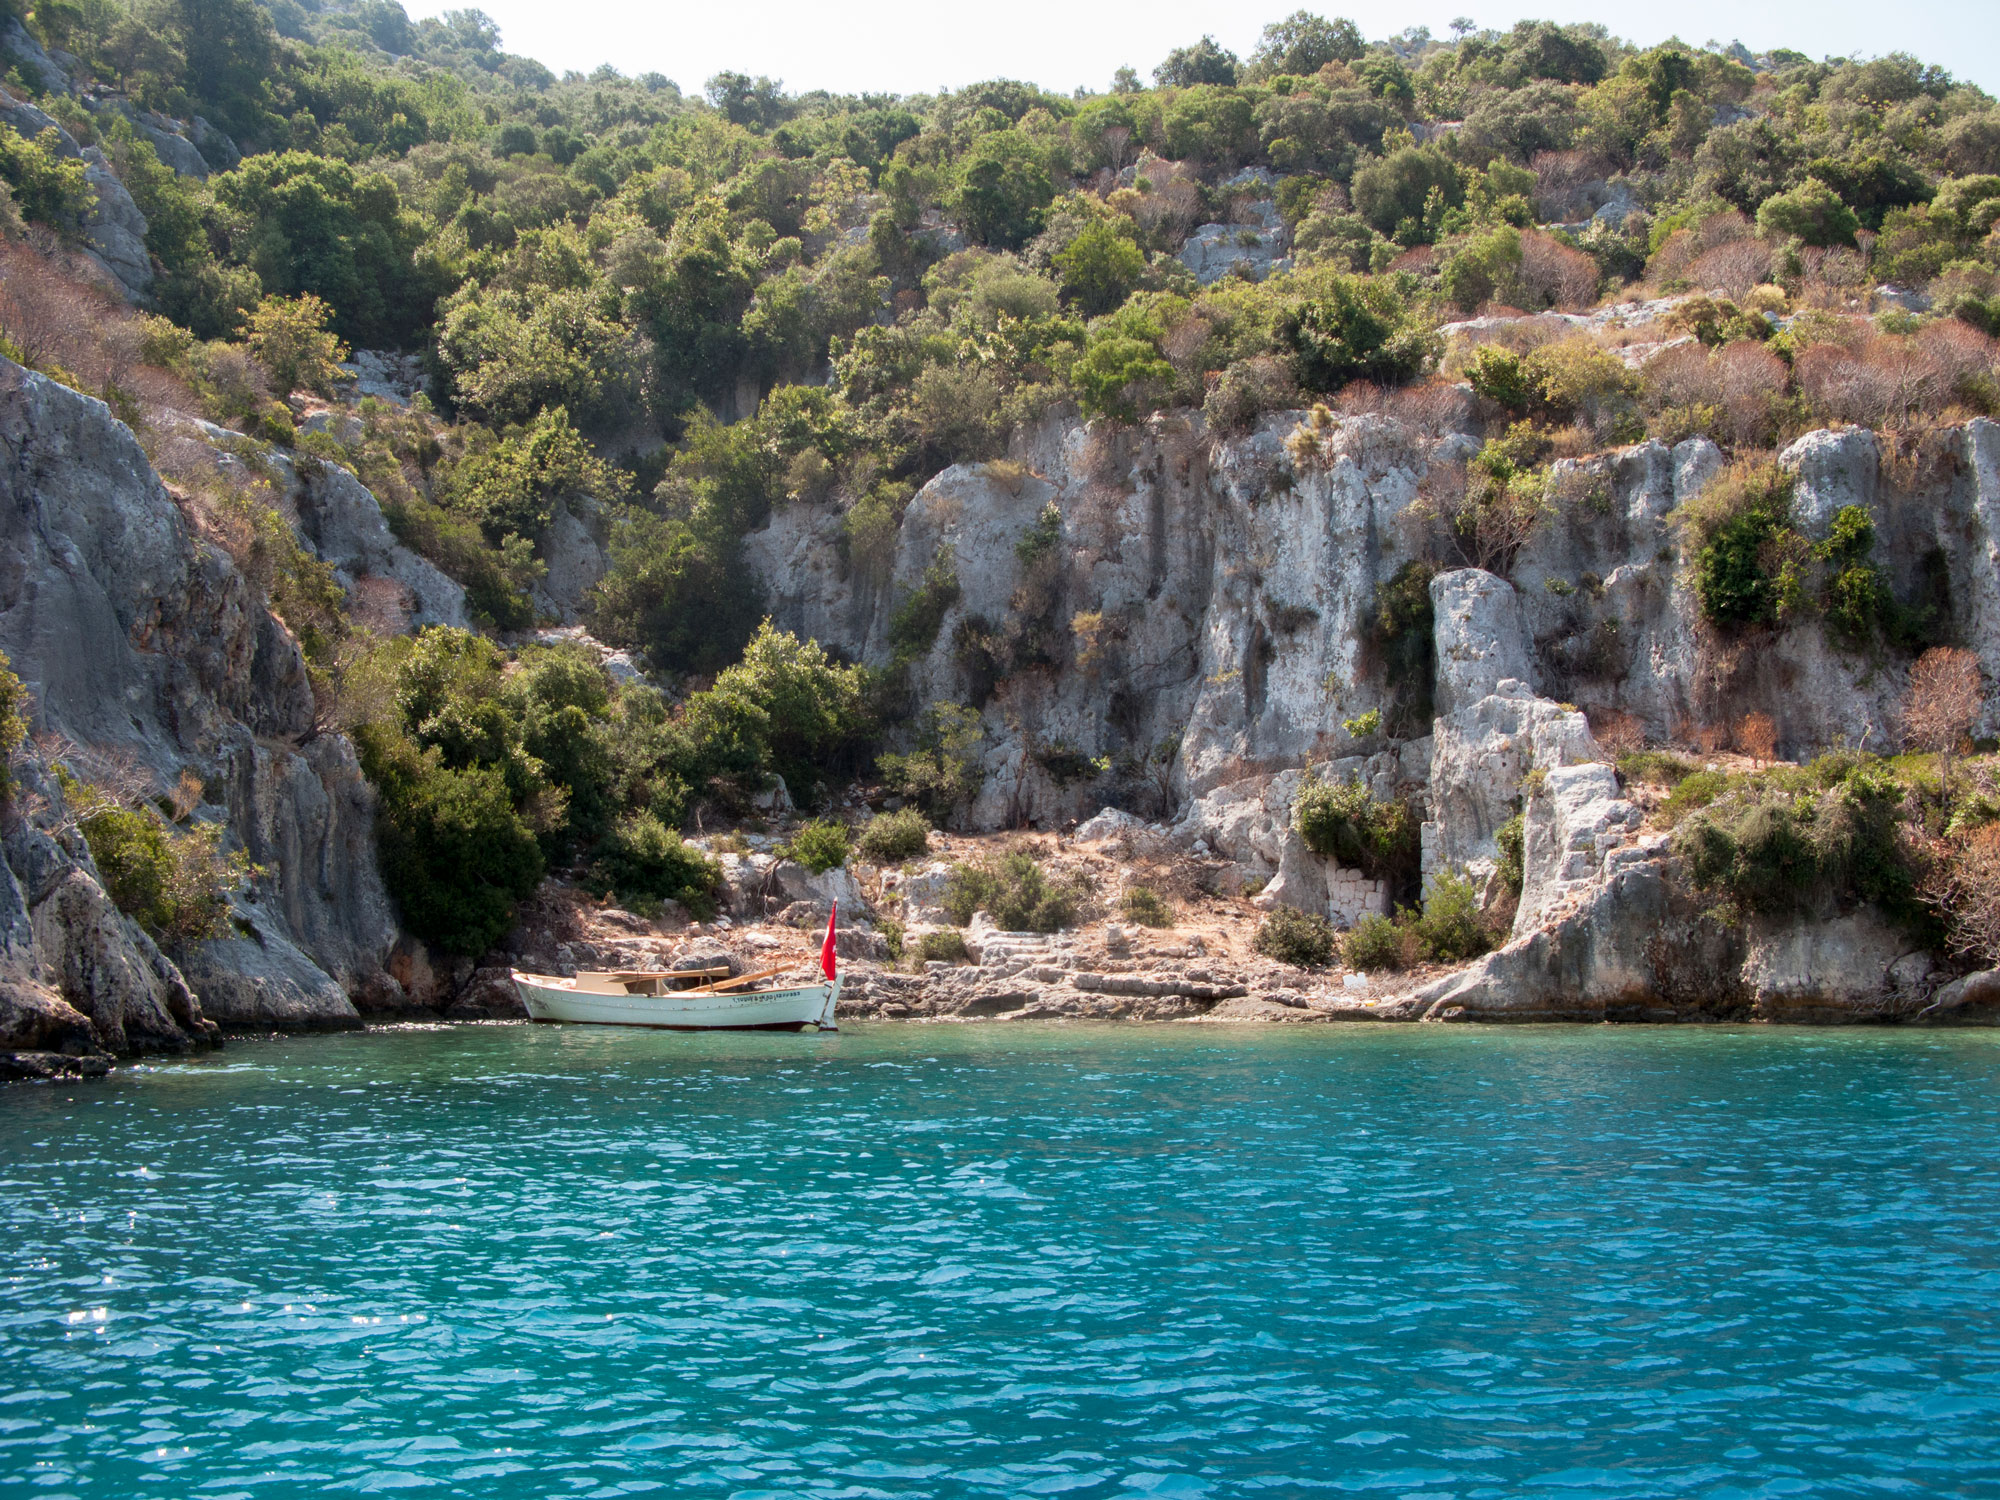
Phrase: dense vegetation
[{"left": 3, "top": 0, "right": 1997, "bottom": 955}]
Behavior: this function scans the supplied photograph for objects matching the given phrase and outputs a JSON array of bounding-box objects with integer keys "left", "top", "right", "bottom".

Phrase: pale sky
[{"left": 405, "top": 0, "right": 2000, "bottom": 98}]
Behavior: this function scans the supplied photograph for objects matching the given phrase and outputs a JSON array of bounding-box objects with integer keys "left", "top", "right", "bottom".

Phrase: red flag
[{"left": 820, "top": 900, "right": 838, "bottom": 982}]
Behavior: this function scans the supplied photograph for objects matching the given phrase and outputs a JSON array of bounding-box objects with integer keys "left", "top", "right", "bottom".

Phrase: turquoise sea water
[{"left": 4, "top": 1023, "right": 2000, "bottom": 1498}]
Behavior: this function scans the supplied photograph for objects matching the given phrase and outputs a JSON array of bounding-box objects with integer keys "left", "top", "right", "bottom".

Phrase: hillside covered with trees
[{"left": 2, "top": 0, "right": 1997, "bottom": 974}]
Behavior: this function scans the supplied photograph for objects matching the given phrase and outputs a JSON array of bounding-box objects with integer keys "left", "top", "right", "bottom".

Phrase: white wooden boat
[{"left": 512, "top": 964, "right": 842, "bottom": 1031}]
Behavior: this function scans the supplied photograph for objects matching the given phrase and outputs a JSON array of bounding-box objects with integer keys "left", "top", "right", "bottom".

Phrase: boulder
[
  {"left": 30, "top": 869, "right": 212, "bottom": 1052},
  {"left": 1923, "top": 969, "right": 2000, "bottom": 1023},
  {"left": 1514, "top": 762, "right": 1645, "bottom": 935},
  {"left": 1781, "top": 427, "right": 1879, "bottom": 538},
  {"left": 293, "top": 463, "right": 468, "bottom": 630},
  {"left": 773, "top": 859, "right": 871, "bottom": 918},
  {"left": 1411, "top": 842, "right": 1733, "bottom": 1021},
  {"left": 132, "top": 112, "right": 209, "bottom": 177},
  {"left": 80, "top": 149, "right": 152, "bottom": 301},
  {"left": 173, "top": 924, "right": 360, "bottom": 1030},
  {"left": 188, "top": 116, "right": 238, "bottom": 172}
]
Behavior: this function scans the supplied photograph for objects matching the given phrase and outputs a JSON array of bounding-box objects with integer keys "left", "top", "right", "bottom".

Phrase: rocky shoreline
[{"left": 3, "top": 350, "right": 1999, "bottom": 1083}]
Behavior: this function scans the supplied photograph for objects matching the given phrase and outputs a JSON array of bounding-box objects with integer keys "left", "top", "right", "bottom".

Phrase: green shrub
[
  {"left": 1293, "top": 778, "right": 1420, "bottom": 882},
  {"left": 0, "top": 125, "right": 94, "bottom": 228},
  {"left": 1495, "top": 813, "right": 1525, "bottom": 897},
  {"left": 1343, "top": 912, "right": 1413, "bottom": 971},
  {"left": 879, "top": 703, "right": 983, "bottom": 822},
  {"left": 0, "top": 648, "right": 26, "bottom": 794},
  {"left": 1686, "top": 465, "right": 1803, "bottom": 629},
  {"left": 585, "top": 810, "right": 724, "bottom": 919},
  {"left": 1253, "top": 905, "right": 1337, "bottom": 968},
  {"left": 1119, "top": 886, "right": 1173, "bottom": 928},
  {"left": 1284, "top": 273, "right": 1439, "bottom": 391},
  {"left": 916, "top": 928, "right": 971, "bottom": 964},
  {"left": 878, "top": 917, "right": 906, "bottom": 963},
  {"left": 1672, "top": 760, "right": 1925, "bottom": 925},
  {"left": 942, "top": 852, "right": 1088, "bottom": 931},
  {"left": 1411, "top": 870, "right": 1495, "bottom": 963},
  {"left": 784, "top": 818, "right": 852, "bottom": 874},
  {"left": 857, "top": 807, "right": 931, "bottom": 863},
  {"left": 888, "top": 550, "right": 960, "bottom": 663},
  {"left": 359, "top": 725, "right": 547, "bottom": 956},
  {"left": 1618, "top": 750, "right": 1701, "bottom": 788},
  {"left": 79, "top": 806, "right": 248, "bottom": 946},
  {"left": 1342, "top": 708, "right": 1383, "bottom": 740},
  {"left": 1659, "top": 770, "right": 1729, "bottom": 826}
]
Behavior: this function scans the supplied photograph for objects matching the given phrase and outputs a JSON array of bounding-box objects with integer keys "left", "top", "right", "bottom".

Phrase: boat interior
[{"left": 518, "top": 965, "right": 798, "bottom": 996}]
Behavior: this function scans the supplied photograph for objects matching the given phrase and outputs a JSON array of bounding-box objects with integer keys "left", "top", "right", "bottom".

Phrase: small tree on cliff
[
  {"left": 1903, "top": 646, "right": 1984, "bottom": 802},
  {"left": 246, "top": 293, "right": 348, "bottom": 400}
]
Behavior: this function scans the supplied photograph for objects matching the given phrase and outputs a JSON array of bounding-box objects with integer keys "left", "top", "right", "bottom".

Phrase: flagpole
[{"left": 816, "top": 901, "right": 841, "bottom": 1031}]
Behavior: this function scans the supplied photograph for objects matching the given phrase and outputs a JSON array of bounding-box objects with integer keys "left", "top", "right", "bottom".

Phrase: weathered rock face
[
  {"left": 289, "top": 463, "right": 467, "bottom": 631},
  {"left": 80, "top": 147, "right": 153, "bottom": 300},
  {"left": 748, "top": 399, "right": 1997, "bottom": 890},
  {"left": 1512, "top": 762, "right": 1645, "bottom": 936},
  {"left": 746, "top": 409, "right": 1432, "bottom": 830},
  {"left": 0, "top": 360, "right": 390, "bottom": 1049},
  {"left": 0, "top": 102, "right": 153, "bottom": 300},
  {"left": 530, "top": 499, "right": 609, "bottom": 623}
]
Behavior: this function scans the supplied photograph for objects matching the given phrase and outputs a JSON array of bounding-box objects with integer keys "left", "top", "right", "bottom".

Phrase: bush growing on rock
[
  {"left": 1254, "top": 905, "right": 1337, "bottom": 968},
  {"left": 584, "top": 811, "right": 724, "bottom": 919},
  {"left": 78, "top": 804, "right": 249, "bottom": 946},
  {"left": 1294, "top": 777, "right": 1420, "bottom": 884},
  {"left": 943, "top": 852, "right": 1088, "bottom": 932},
  {"left": 1683, "top": 463, "right": 1804, "bottom": 629},
  {"left": 784, "top": 818, "right": 852, "bottom": 874},
  {"left": 1119, "top": 886, "right": 1173, "bottom": 928},
  {"left": 0, "top": 648, "right": 26, "bottom": 794},
  {"left": 1410, "top": 870, "right": 1496, "bottom": 964},
  {"left": 879, "top": 703, "right": 983, "bottom": 823},
  {"left": 1672, "top": 757, "right": 1927, "bottom": 927},
  {"left": 916, "top": 928, "right": 972, "bottom": 965},
  {"left": 857, "top": 807, "right": 931, "bottom": 863},
  {"left": 1342, "top": 912, "right": 1414, "bottom": 971}
]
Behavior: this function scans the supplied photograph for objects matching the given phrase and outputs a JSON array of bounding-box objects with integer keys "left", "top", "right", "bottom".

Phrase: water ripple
[{"left": 3, "top": 1023, "right": 1999, "bottom": 1496}]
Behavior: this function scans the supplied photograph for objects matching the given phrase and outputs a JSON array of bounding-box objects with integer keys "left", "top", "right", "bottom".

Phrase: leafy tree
[
  {"left": 140, "top": 0, "right": 277, "bottom": 140},
  {"left": 1755, "top": 177, "right": 1860, "bottom": 247},
  {"left": 953, "top": 130, "right": 1055, "bottom": 250},
  {"left": 1351, "top": 145, "right": 1462, "bottom": 240},
  {"left": 212, "top": 152, "right": 448, "bottom": 347},
  {"left": 360, "top": 727, "right": 545, "bottom": 955},
  {"left": 1250, "top": 11, "right": 1364, "bottom": 77},
  {"left": 445, "top": 407, "right": 626, "bottom": 544},
  {"left": 1153, "top": 35, "right": 1240, "bottom": 88},
  {"left": 245, "top": 293, "right": 348, "bottom": 398},
  {"left": 1052, "top": 219, "right": 1146, "bottom": 316}
]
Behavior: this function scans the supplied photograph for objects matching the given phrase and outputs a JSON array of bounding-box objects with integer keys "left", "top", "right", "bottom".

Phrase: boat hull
[{"left": 514, "top": 974, "right": 838, "bottom": 1031}]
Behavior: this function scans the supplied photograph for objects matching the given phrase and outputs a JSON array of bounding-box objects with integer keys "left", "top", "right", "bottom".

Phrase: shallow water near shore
[{"left": 5, "top": 1021, "right": 2000, "bottom": 1498}]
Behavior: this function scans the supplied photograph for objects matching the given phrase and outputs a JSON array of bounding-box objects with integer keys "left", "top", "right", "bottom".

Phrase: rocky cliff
[
  {"left": 4, "top": 345, "right": 1996, "bottom": 1075},
  {"left": 0, "top": 359, "right": 401, "bottom": 1074},
  {"left": 744, "top": 402, "right": 2000, "bottom": 1019}
]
